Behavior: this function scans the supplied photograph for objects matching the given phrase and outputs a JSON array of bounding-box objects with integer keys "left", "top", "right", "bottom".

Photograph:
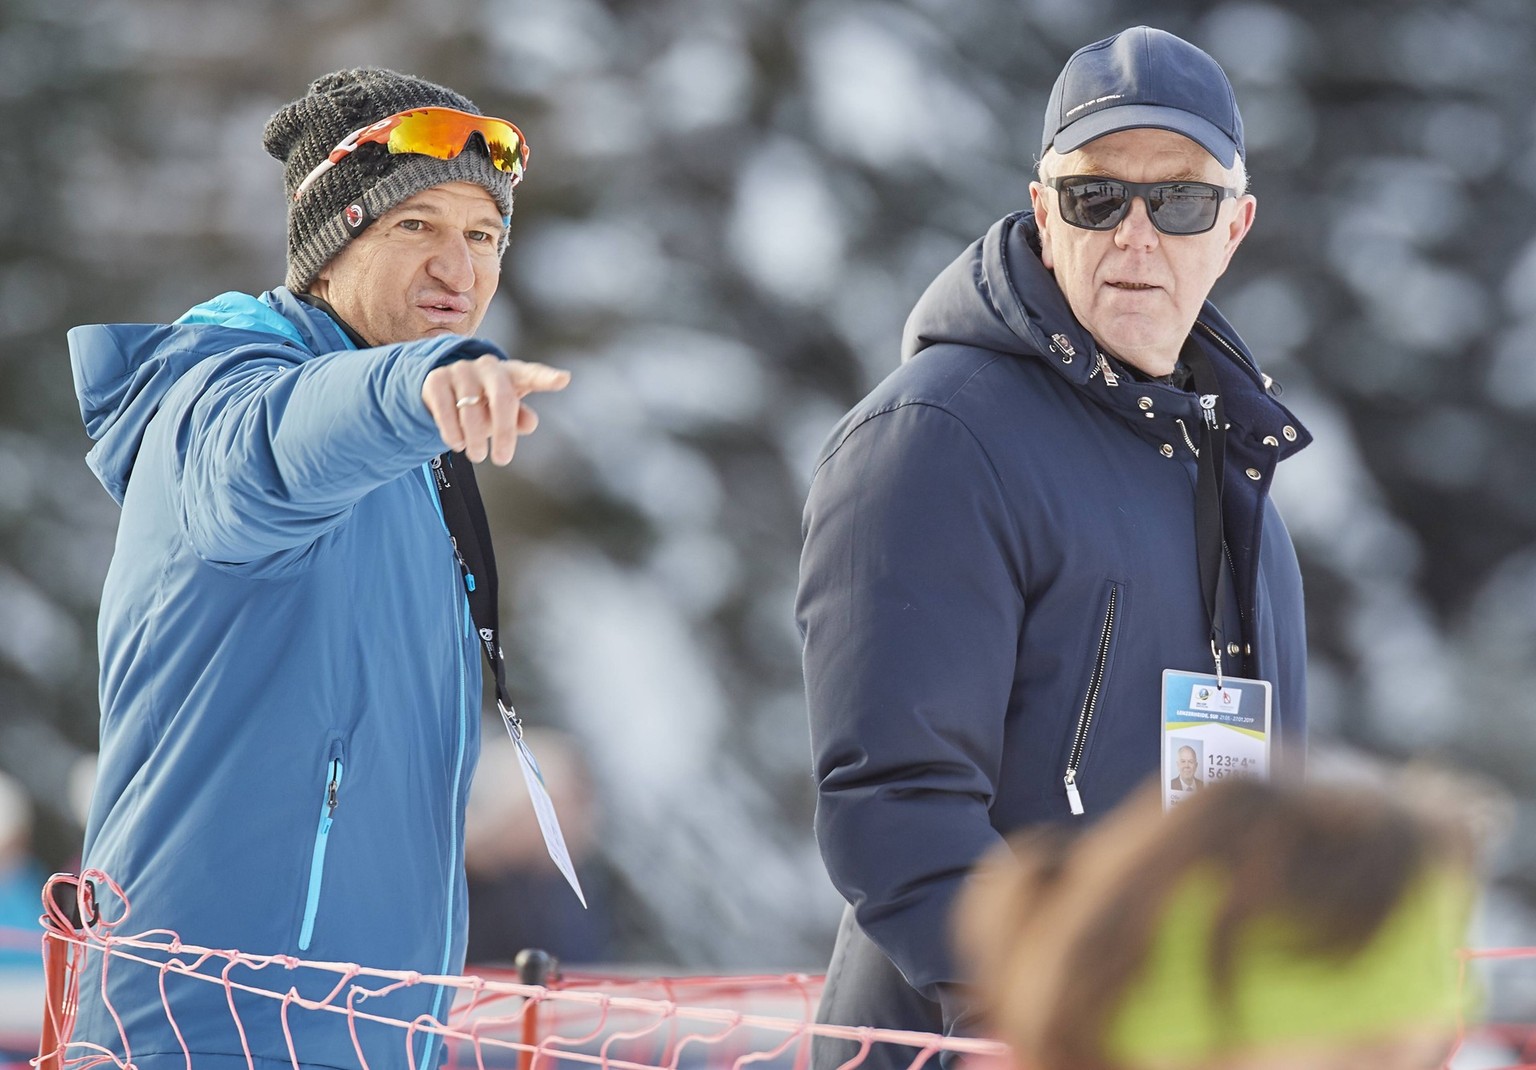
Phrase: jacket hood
[
  {"left": 900, "top": 211, "right": 1072, "bottom": 366},
  {"left": 69, "top": 288, "right": 346, "bottom": 504}
]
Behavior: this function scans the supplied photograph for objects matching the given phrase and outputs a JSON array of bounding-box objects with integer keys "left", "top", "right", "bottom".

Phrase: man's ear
[
  {"left": 1030, "top": 183, "right": 1054, "bottom": 270},
  {"left": 1216, "top": 194, "right": 1257, "bottom": 276},
  {"left": 307, "top": 267, "right": 331, "bottom": 301}
]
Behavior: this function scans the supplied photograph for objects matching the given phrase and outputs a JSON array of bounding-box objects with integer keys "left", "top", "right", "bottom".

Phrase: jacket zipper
[
  {"left": 1176, "top": 416, "right": 1199, "bottom": 457},
  {"left": 298, "top": 752, "right": 344, "bottom": 951},
  {"left": 419, "top": 462, "right": 474, "bottom": 1065},
  {"left": 1194, "top": 320, "right": 1263, "bottom": 382},
  {"left": 423, "top": 595, "right": 471, "bottom": 1042},
  {"left": 1063, "top": 585, "right": 1117, "bottom": 816}
]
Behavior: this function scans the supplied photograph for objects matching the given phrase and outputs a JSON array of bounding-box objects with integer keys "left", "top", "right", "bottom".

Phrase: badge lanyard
[
  {"left": 1156, "top": 341, "right": 1275, "bottom": 812},
  {"left": 430, "top": 452, "right": 587, "bottom": 906},
  {"left": 1180, "top": 339, "right": 1235, "bottom": 686}
]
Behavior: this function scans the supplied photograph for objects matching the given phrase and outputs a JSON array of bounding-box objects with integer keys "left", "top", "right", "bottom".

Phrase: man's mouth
[
  {"left": 1108, "top": 281, "right": 1157, "bottom": 290},
  {"left": 419, "top": 296, "right": 472, "bottom": 322}
]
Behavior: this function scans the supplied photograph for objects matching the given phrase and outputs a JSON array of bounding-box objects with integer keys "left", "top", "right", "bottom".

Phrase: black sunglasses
[{"left": 1046, "top": 175, "right": 1240, "bottom": 235}]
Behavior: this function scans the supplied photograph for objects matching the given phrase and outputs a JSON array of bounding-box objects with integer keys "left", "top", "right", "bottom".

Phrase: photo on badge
[{"left": 1168, "top": 737, "right": 1205, "bottom": 804}]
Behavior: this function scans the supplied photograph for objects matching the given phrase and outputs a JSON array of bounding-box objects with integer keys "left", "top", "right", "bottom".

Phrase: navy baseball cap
[{"left": 1042, "top": 26, "right": 1244, "bottom": 167}]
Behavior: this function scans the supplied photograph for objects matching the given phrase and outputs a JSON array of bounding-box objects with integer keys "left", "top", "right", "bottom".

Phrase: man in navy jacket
[
  {"left": 69, "top": 69, "right": 567, "bottom": 1069},
  {"left": 797, "top": 27, "right": 1310, "bottom": 1067}
]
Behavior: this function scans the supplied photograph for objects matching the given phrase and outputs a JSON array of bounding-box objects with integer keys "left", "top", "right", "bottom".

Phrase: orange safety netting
[{"left": 18, "top": 872, "right": 1536, "bottom": 1070}]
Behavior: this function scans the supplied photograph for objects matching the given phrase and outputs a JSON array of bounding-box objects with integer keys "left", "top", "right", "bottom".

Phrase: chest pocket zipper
[
  {"left": 1063, "top": 585, "right": 1118, "bottom": 816},
  {"left": 298, "top": 754, "right": 344, "bottom": 951}
]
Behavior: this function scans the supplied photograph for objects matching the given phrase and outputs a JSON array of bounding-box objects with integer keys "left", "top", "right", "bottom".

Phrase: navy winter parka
[
  {"left": 69, "top": 288, "right": 501, "bottom": 1070},
  {"left": 797, "top": 212, "right": 1311, "bottom": 1058}
]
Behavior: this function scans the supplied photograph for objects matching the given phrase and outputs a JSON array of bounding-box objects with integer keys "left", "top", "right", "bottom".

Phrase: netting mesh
[{"left": 15, "top": 872, "right": 1536, "bottom": 1070}]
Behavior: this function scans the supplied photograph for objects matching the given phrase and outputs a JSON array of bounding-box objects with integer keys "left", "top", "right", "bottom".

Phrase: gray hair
[{"left": 1035, "top": 147, "right": 1250, "bottom": 194}]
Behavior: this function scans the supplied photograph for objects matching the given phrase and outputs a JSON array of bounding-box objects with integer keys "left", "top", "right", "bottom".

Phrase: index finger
[{"left": 505, "top": 361, "right": 572, "bottom": 396}]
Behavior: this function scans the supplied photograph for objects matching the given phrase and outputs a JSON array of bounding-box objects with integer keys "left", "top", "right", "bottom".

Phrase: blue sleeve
[
  {"left": 175, "top": 335, "right": 500, "bottom": 564},
  {"left": 797, "top": 401, "right": 1023, "bottom": 1000}
]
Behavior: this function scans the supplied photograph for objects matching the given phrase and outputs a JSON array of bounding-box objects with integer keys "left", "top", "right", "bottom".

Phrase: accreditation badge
[
  {"left": 1160, "top": 670, "right": 1272, "bottom": 811},
  {"left": 503, "top": 714, "right": 588, "bottom": 908}
]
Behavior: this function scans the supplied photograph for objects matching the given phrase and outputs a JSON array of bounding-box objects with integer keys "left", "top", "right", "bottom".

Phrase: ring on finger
[{"left": 455, "top": 394, "right": 484, "bottom": 410}]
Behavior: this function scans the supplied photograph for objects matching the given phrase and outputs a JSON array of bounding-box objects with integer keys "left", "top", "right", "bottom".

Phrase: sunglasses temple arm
[
  {"left": 292, "top": 158, "right": 337, "bottom": 203},
  {"left": 291, "top": 127, "right": 373, "bottom": 203}
]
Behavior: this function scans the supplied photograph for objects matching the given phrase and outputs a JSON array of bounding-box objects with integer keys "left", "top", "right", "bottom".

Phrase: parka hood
[
  {"left": 69, "top": 289, "right": 342, "bottom": 504},
  {"left": 900, "top": 210, "right": 1078, "bottom": 367}
]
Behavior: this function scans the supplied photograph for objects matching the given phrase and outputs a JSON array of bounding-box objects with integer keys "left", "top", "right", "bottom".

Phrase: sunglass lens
[
  {"left": 479, "top": 130, "right": 525, "bottom": 177},
  {"left": 386, "top": 110, "right": 464, "bottom": 159},
  {"left": 386, "top": 111, "right": 525, "bottom": 177},
  {"left": 1061, "top": 180, "right": 1129, "bottom": 230},
  {"left": 1149, "top": 184, "right": 1220, "bottom": 234}
]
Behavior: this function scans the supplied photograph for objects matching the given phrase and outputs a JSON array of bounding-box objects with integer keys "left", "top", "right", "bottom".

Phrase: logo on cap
[
  {"left": 343, "top": 203, "right": 368, "bottom": 232},
  {"left": 1065, "top": 93, "right": 1124, "bottom": 119}
]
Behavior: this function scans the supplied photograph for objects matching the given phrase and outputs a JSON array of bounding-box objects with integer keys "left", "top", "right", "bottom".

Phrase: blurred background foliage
[{"left": 1, "top": 0, "right": 1534, "bottom": 989}]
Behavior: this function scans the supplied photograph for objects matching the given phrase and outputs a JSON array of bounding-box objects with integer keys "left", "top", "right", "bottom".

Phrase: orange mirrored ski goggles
[{"left": 293, "top": 106, "right": 528, "bottom": 202}]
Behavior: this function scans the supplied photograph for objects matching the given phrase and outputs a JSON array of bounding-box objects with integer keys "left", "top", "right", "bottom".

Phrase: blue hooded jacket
[
  {"left": 69, "top": 288, "right": 502, "bottom": 1070},
  {"left": 797, "top": 212, "right": 1311, "bottom": 1061}
]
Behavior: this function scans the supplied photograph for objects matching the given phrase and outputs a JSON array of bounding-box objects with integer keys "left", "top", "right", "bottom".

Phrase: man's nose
[
  {"left": 1114, "top": 195, "right": 1160, "bottom": 250},
  {"left": 427, "top": 236, "right": 476, "bottom": 291}
]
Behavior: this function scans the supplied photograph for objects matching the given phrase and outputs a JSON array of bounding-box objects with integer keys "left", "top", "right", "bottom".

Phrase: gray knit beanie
[{"left": 263, "top": 67, "right": 517, "bottom": 292}]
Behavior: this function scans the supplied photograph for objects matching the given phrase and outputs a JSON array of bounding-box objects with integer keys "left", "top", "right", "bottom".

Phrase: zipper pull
[
  {"left": 442, "top": 535, "right": 477, "bottom": 592},
  {"left": 326, "top": 758, "right": 341, "bottom": 814},
  {"left": 446, "top": 535, "right": 477, "bottom": 592},
  {"left": 1063, "top": 770, "right": 1085, "bottom": 816}
]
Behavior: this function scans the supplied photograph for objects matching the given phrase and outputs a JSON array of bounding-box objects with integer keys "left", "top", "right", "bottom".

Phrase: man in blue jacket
[
  {"left": 67, "top": 68, "right": 569, "bottom": 1069},
  {"left": 797, "top": 27, "right": 1310, "bottom": 1067}
]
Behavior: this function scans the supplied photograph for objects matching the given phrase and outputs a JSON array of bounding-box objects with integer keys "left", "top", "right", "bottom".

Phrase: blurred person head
[
  {"left": 463, "top": 727, "right": 611, "bottom": 967},
  {"left": 1029, "top": 27, "right": 1256, "bottom": 377},
  {"left": 0, "top": 771, "right": 34, "bottom": 879},
  {"left": 465, "top": 727, "right": 597, "bottom": 877},
  {"left": 956, "top": 777, "right": 1479, "bottom": 1070},
  {"left": 263, "top": 68, "right": 527, "bottom": 345}
]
